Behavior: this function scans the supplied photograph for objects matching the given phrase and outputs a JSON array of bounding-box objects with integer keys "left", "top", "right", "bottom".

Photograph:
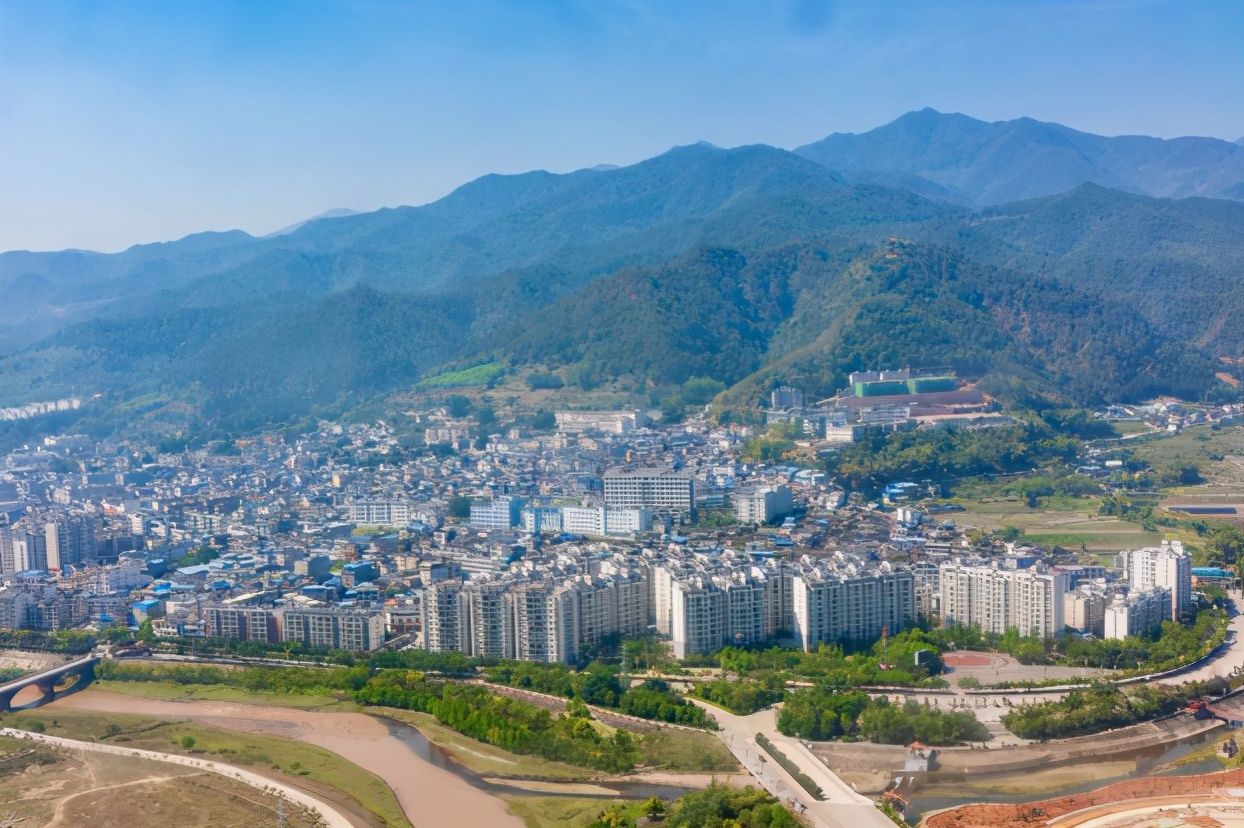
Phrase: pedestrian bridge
[{"left": 0, "top": 656, "right": 99, "bottom": 713}]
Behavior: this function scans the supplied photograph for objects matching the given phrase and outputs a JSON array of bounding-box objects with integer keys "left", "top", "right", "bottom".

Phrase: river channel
[{"left": 905, "top": 726, "right": 1230, "bottom": 825}]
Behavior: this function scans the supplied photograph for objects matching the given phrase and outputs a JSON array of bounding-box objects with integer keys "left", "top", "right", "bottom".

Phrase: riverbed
[
  {"left": 906, "top": 725, "right": 1230, "bottom": 825},
  {"left": 51, "top": 689, "right": 702, "bottom": 826}
]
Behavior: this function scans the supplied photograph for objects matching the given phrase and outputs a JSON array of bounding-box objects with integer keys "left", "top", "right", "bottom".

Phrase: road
[
  {"left": 688, "top": 699, "right": 894, "bottom": 828},
  {"left": 1156, "top": 592, "right": 1244, "bottom": 685},
  {"left": 1, "top": 726, "right": 354, "bottom": 828}
]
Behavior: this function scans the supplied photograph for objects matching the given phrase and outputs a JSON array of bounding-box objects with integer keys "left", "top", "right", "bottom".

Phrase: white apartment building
[
  {"left": 469, "top": 496, "right": 524, "bottom": 530},
  {"left": 938, "top": 562, "right": 1067, "bottom": 638},
  {"left": 467, "top": 581, "right": 513, "bottom": 659},
  {"left": 348, "top": 500, "right": 413, "bottom": 526},
  {"left": 1063, "top": 589, "right": 1107, "bottom": 637},
  {"left": 422, "top": 579, "right": 470, "bottom": 653},
  {"left": 521, "top": 507, "right": 563, "bottom": 534},
  {"left": 554, "top": 410, "right": 642, "bottom": 435},
  {"left": 652, "top": 564, "right": 677, "bottom": 635},
  {"left": 734, "top": 486, "right": 794, "bottom": 525},
  {"left": 509, "top": 582, "right": 580, "bottom": 664},
  {"left": 1121, "top": 541, "right": 1192, "bottom": 621},
  {"left": 1104, "top": 587, "right": 1171, "bottom": 640},
  {"left": 204, "top": 604, "right": 278, "bottom": 642},
  {"left": 603, "top": 467, "right": 695, "bottom": 513},
  {"left": 281, "top": 607, "right": 385, "bottom": 651},
  {"left": 791, "top": 570, "right": 916, "bottom": 651},
  {"left": 671, "top": 578, "right": 727, "bottom": 659}
]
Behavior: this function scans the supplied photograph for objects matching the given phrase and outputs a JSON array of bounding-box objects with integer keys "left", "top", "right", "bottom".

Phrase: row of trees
[
  {"left": 481, "top": 662, "right": 713, "bottom": 728},
  {"left": 777, "top": 686, "right": 989, "bottom": 745},
  {"left": 710, "top": 630, "right": 945, "bottom": 688},
  {"left": 691, "top": 678, "right": 784, "bottom": 715},
  {"left": 824, "top": 421, "right": 1079, "bottom": 493},
  {"left": 356, "top": 671, "right": 640, "bottom": 771},
  {"left": 929, "top": 609, "right": 1229, "bottom": 674},
  {"left": 99, "top": 660, "right": 641, "bottom": 772},
  {"left": 96, "top": 660, "right": 370, "bottom": 694},
  {"left": 1000, "top": 683, "right": 1200, "bottom": 740}
]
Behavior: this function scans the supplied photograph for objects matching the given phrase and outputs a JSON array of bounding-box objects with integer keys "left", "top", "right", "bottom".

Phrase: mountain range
[
  {"left": 1, "top": 109, "right": 1241, "bottom": 443},
  {"left": 796, "top": 108, "right": 1244, "bottom": 206}
]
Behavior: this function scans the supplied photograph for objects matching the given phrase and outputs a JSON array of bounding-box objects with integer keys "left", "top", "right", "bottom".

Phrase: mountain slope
[
  {"left": 941, "top": 185, "right": 1244, "bottom": 356},
  {"left": 796, "top": 108, "right": 1244, "bottom": 206},
  {"left": 0, "top": 143, "right": 961, "bottom": 343},
  {"left": 501, "top": 240, "right": 1222, "bottom": 407}
]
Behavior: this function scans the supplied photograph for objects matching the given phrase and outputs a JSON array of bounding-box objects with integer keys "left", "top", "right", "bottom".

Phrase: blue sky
[{"left": 2, "top": 0, "right": 1242, "bottom": 252}]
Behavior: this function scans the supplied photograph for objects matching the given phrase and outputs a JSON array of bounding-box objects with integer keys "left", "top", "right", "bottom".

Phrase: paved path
[
  {"left": 1, "top": 726, "right": 355, "bottom": 828},
  {"left": 688, "top": 699, "right": 893, "bottom": 828},
  {"left": 1156, "top": 593, "right": 1244, "bottom": 685}
]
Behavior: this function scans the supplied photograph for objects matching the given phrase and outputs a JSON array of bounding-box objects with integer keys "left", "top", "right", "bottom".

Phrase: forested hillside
[{"left": 1, "top": 115, "right": 1241, "bottom": 443}]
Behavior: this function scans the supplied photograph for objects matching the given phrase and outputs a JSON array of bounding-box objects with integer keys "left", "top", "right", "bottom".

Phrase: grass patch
[
  {"left": 638, "top": 728, "right": 739, "bottom": 773},
  {"left": 754, "top": 733, "right": 822, "bottom": 799},
  {"left": 1, "top": 708, "right": 411, "bottom": 828},
  {"left": 1108, "top": 420, "right": 1153, "bottom": 436},
  {"left": 503, "top": 796, "right": 619, "bottom": 828},
  {"left": 416, "top": 362, "right": 503, "bottom": 389},
  {"left": 93, "top": 678, "right": 361, "bottom": 710},
  {"left": 1131, "top": 423, "right": 1244, "bottom": 488}
]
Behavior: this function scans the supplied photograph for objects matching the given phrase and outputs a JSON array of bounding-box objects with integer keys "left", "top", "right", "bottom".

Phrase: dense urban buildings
[{"left": 0, "top": 392, "right": 1234, "bottom": 663}]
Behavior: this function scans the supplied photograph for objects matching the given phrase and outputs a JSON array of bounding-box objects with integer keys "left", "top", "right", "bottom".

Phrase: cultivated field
[{"left": 948, "top": 497, "right": 1162, "bottom": 551}]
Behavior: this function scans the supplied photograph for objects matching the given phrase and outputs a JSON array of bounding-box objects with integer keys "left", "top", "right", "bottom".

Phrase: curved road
[{"left": 1, "top": 726, "right": 354, "bottom": 828}]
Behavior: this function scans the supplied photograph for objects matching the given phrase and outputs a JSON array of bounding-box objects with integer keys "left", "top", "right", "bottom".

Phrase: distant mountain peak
[
  {"left": 266, "top": 207, "right": 359, "bottom": 238},
  {"left": 795, "top": 108, "right": 1244, "bottom": 206}
]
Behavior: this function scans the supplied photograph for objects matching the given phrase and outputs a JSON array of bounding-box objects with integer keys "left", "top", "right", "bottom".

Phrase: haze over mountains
[
  {"left": 1, "top": 109, "right": 1241, "bottom": 442},
  {"left": 796, "top": 108, "right": 1244, "bottom": 205}
]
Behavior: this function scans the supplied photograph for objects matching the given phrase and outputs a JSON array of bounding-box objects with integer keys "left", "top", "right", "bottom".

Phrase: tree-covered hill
[{"left": 1, "top": 114, "right": 1241, "bottom": 441}]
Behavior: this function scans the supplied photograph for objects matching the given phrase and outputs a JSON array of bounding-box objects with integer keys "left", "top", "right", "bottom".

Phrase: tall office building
[
  {"left": 938, "top": 562, "right": 1067, "bottom": 638},
  {"left": 1121, "top": 541, "right": 1192, "bottom": 621}
]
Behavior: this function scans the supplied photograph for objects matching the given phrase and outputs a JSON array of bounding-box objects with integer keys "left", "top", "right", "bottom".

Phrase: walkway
[
  {"left": 688, "top": 699, "right": 894, "bottom": 828},
  {"left": 0, "top": 726, "right": 354, "bottom": 828}
]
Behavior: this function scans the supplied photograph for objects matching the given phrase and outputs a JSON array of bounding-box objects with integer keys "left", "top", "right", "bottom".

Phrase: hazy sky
[{"left": 2, "top": 0, "right": 1242, "bottom": 253}]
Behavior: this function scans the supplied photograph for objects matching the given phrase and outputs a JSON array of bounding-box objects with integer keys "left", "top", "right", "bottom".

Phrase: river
[{"left": 51, "top": 689, "right": 700, "bottom": 826}]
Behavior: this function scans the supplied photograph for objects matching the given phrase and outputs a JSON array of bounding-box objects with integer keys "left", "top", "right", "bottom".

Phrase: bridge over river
[{"left": 0, "top": 655, "right": 99, "bottom": 712}]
